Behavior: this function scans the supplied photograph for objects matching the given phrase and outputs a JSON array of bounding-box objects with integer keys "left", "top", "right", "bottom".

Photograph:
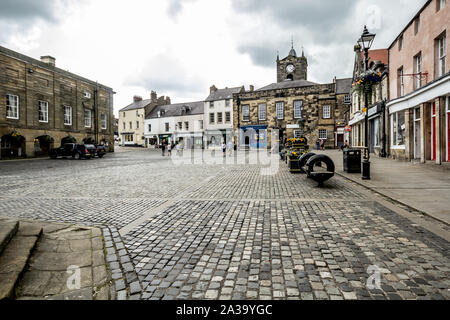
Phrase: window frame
[
  {"left": 437, "top": 35, "right": 446, "bottom": 78},
  {"left": 101, "top": 113, "right": 107, "bottom": 129},
  {"left": 258, "top": 103, "right": 266, "bottom": 121},
  {"left": 344, "top": 94, "right": 351, "bottom": 105},
  {"left": 390, "top": 111, "right": 406, "bottom": 147},
  {"left": 38, "top": 100, "right": 49, "bottom": 123},
  {"left": 84, "top": 109, "right": 92, "bottom": 128},
  {"left": 322, "top": 105, "right": 331, "bottom": 119},
  {"left": 64, "top": 105, "right": 72, "bottom": 125},
  {"left": 275, "top": 101, "right": 284, "bottom": 120},
  {"left": 318, "top": 129, "right": 327, "bottom": 140},
  {"left": 414, "top": 52, "right": 422, "bottom": 89},
  {"left": 6, "top": 94, "right": 19, "bottom": 119},
  {"left": 225, "top": 111, "right": 231, "bottom": 123},
  {"left": 217, "top": 112, "right": 223, "bottom": 124},
  {"left": 242, "top": 105, "right": 250, "bottom": 122},
  {"left": 148, "top": 124, "right": 152, "bottom": 132},
  {"left": 209, "top": 112, "right": 215, "bottom": 124},
  {"left": 184, "top": 121, "right": 189, "bottom": 131},
  {"left": 165, "top": 122, "right": 169, "bottom": 132},
  {"left": 294, "top": 100, "right": 303, "bottom": 119}
]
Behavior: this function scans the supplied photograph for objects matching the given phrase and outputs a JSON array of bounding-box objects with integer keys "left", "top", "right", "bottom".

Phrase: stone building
[
  {"left": 118, "top": 91, "right": 170, "bottom": 147},
  {"left": 0, "top": 45, "right": 115, "bottom": 158},
  {"left": 386, "top": 0, "right": 449, "bottom": 164},
  {"left": 233, "top": 46, "right": 352, "bottom": 149}
]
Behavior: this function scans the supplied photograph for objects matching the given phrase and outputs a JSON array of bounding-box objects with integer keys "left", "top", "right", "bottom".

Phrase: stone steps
[{"left": 0, "top": 219, "right": 43, "bottom": 300}]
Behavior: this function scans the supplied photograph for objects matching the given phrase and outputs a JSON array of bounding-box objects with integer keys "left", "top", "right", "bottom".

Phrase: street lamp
[{"left": 358, "top": 25, "right": 375, "bottom": 180}]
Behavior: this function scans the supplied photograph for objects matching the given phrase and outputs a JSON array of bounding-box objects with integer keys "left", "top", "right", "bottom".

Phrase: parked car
[
  {"left": 95, "top": 145, "right": 107, "bottom": 158},
  {"left": 49, "top": 143, "right": 96, "bottom": 160}
]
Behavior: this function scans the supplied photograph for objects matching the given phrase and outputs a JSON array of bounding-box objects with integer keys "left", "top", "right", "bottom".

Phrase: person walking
[
  {"left": 167, "top": 143, "right": 172, "bottom": 156},
  {"left": 161, "top": 143, "right": 166, "bottom": 156},
  {"left": 320, "top": 139, "right": 325, "bottom": 150},
  {"left": 222, "top": 142, "right": 226, "bottom": 157},
  {"left": 227, "top": 141, "right": 233, "bottom": 156}
]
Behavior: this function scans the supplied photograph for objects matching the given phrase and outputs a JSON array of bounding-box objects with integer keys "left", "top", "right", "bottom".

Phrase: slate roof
[
  {"left": 119, "top": 99, "right": 153, "bottom": 112},
  {"left": 146, "top": 101, "right": 204, "bottom": 119},
  {"left": 205, "top": 86, "right": 243, "bottom": 102},
  {"left": 256, "top": 79, "right": 318, "bottom": 91},
  {"left": 335, "top": 78, "right": 353, "bottom": 94}
]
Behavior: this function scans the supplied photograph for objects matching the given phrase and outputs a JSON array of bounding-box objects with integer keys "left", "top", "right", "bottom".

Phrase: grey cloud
[
  {"left": 166, "top": 0, "right": 198, "bottom": 19},
  {"left": 0, "top": 0, "right": 62, "bottom": 22},
  {"left": 237, "top": 45, "right": 278, "bottom": 67},
  {"left": 126, "top": 53, "right": 206, "bottom": 98}
]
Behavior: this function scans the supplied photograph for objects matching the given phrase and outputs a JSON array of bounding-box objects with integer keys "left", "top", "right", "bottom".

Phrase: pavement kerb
[{"left": 333, "top": 170, "right": 450, "bottom": 228}]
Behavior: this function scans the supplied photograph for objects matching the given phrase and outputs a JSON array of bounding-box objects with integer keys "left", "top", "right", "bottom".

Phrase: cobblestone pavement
[{"left": 0, "top": 148, "right": 449, "bottom": 300}]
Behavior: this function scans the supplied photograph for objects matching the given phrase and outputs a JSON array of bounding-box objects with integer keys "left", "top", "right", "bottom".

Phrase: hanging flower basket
[
  {"left": 7, "top": 131, "right": 25, "bottom": 144},
  {"left": 352, "top": 70, "right": 382, "bottom": 102}
]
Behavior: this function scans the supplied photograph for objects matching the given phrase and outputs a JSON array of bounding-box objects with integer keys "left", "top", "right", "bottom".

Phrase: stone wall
[{"left": 0, "top": 47, "right": 114, "bottom": 157}]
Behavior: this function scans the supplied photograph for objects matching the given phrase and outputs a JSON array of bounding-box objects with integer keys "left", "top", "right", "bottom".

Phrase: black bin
[{"left": 343, "top": 149, "right": 361, "bottom": 173}]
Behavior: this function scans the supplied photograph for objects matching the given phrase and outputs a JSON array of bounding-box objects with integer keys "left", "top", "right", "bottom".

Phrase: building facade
[
  {"left": 0, "top": 45, "right": 114, "bottom": 158},
  {"left": 145, "top": 101, "right": 204, "bottom": 148},
  {"left": 118, "top": 91, "right": 170, "bottom": 147},
  {"left": 386, "top": 0, "right": 449, "bottom": 163},
  {"left": 349, "top": 47, "right": 389, "bottom": 157},
  {"left": 204, "top": 85, "right": 244, "bottom": 148},
  {"left": 233, "top": 47, "right": 352, "bottom": 150}
]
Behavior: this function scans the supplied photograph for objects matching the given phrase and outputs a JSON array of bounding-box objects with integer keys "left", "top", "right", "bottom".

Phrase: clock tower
[{"left": 276, "top": 44, "right": 308, "bottom": 82}]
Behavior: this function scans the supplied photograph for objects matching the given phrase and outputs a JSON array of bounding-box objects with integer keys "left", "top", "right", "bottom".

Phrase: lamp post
[{"left": 358, "top": 25, "right": 376, "bottom": 180}]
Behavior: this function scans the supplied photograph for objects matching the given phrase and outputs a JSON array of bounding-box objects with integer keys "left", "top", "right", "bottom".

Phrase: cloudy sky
[{"left": 0, "top": 0, "right": 425, "bottom": 115}]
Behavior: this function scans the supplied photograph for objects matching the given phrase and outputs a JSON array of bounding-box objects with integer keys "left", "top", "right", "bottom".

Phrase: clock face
[{"left": 286, "top": 64, "right": 295, "bottom": 73}]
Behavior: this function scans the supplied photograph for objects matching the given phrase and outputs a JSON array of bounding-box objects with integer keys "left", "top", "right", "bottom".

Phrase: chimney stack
[
  {"left": 133, "top": 95, "right": 143, "bottom": 102},
  {"left": 151, "top": 91, "right": 157, "bottom": 102},
  {"left": 165, "top": 96, "right": 171, "bottom": 105},
  {"left": 210, "top": 85, "right": 217, "bottom": 93},
  {"left": 249, "top": 85, "right": 254, "bottom": 92},
  {"left": 40, "top": 55, "right": 55, "bottom": 67}
]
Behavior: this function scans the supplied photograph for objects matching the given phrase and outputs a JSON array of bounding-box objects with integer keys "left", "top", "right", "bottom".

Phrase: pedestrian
[
  {"left": 315, "top": 139, "right": 320, "bottom": 150},
  {"left": 340, "top": 140, "right": 349, "bottom": 151},
  {"left": 222, "top": 142, "right": 226, "bottom": 157},
  {"left": 161, "top": 143, "right": 166, "bottom": 156},
  {"left": 176, "top": 143, "right": 180, "bottom": 156},
  {"left": 167, "top": 143, "right": 172, "bottom": 156},
  {"left": 320, "top": 139, "right": 325, "bottom": 150},
  {"left": 228, "top": 141, "right": 233, "bottom": 156}
]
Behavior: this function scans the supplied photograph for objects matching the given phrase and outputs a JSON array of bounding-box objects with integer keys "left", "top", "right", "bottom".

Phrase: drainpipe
[{"left": 94, "top": 82, "right": 99, "bottom": 145}]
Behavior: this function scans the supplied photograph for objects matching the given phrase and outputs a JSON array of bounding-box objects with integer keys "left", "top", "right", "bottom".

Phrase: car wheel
[{"left": 74, "top": 153, "right": 80, "bottom": 160}]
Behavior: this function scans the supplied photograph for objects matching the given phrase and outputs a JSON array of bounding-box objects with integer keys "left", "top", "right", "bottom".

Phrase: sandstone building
[
  {"left": 234, "top": 46, "right": 352, "bottom": 149},
  {"left": 0, "top": 45, "right": 115, "bottom": 158}
]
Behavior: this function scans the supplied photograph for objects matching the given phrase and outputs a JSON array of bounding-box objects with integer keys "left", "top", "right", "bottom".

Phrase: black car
[
  {"left": 94, "top": 145, "right": 107, "bottom": 158},
  {"left": 49, "top": 143, "right": 96, "bottom": 160}
]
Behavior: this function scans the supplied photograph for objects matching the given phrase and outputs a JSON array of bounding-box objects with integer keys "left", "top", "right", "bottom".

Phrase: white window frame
[
  {"left": 258, "top": 103, "right": 266, "bottom": 121},
  {"left": 318, "top": 129, "right": 327, "bottom": 140},
  {"left": 323, "top": 105, "right": 331, "bottom": 119},
  {"left": 185, "top": 121, "right": 189, "bottom": 131},
  {"left": 101, "top": 113, "right": 107, "bottom": 129},
  {"left": 294, "top": 100, "right": 303, "bottom": 119},
  {"left": 148, "top": 124, "right": 152, "bottom": 132},
  {"left": 165, "top": 123, "right": 169, "bottom": 132},
  {"left": 129, "top": 121, "right": 132, "bottom": 129},
  {"left": 84, "top": 109, "right": 92, "bottom": 128},
  {"left": 438, "top": 0, "right": 446, "bottom": 11},
  {"left": 209, "top": 113, "right": 215, "bottom": 124},
  {"left": 390, "top": 111, "right": 406, "bottom": 148},
  {"left": 217, "top": 112, "right": 223, "bottom": 124},
  {"left": 199, "top": 120, "right": 203, "bottom": 130},
  {"left": 242, "top": 105, "right": 250, "bottom": 122},
  {"left": 276, "top": 102, "right": 284, "bottom": 120},
  {"left": 38, "top": 100, "right": 49, "bottom": 123},
  {"left": 415, "top": 53, "right": 422, "bottom": 89},
  {"left": 209, "top": 101, "right": 214, "bottom": 108},
  {"left": 438, "top": 36, "right": 446, "bottom": 77},
  {"left": 6, "top": 94, "right": 19, "bottom": 119},
  {"left": 344, "top": 95, "right": 351, "bottom": 104},
  {"left": 225, "top": 99, "right": 231, "bottom": 107},
  {"left": 136, "top": 121, "right": 139, "bottom": 129},
  {"left": 64, "top": 105, "right": 72, "bottom": 125}
]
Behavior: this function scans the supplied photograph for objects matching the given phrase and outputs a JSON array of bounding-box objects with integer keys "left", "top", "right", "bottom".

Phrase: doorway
[{"left": 414, "top": 107, "right": 421, "bottom": 159}]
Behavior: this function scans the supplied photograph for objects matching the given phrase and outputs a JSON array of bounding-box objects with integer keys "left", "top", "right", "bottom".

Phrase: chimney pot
[
  {"left": 210, "top": 85, "right": 217, "bottom": 93},
  {"left": 249, "top": 85, "right": 254, "bottom": 92},
  {"left": 133, "top": 95, "right": 143, "bottom": 102}
]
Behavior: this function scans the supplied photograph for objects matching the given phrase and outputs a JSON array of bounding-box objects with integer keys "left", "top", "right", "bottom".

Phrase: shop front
[
  {"left": 158, "top": 134, "right": 172, "bottom": 146},
  {"left": 240, "top": 125, "right": 268, "bottom": 149}
]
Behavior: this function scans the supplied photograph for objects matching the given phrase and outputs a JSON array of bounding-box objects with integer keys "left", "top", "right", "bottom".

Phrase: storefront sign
[
  {"left": 345, "top": 125, "right": 352, "bottom": 132},
  {"left": 286, "top": 124, "right": 300, "bottom": 129}
]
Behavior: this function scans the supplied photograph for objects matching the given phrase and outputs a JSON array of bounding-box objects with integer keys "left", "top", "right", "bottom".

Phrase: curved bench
[
  {"left": 298, "top": 152, "right": 316, "bottom": 173},
  {"left": 305, "top": 154, "right": 335, "bottom": 187}
]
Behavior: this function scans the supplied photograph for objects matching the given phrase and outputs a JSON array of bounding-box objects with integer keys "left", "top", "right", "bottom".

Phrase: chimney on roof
[
  {"left": 249, "top": 85, "right": 254, "bottom": 92},
  {"left": 40, "top": 55, "right": 55, "bottom": 67},
  {"left": 133, "top": 95, "right": 143, "bottom": 102},
  {"left": 165, "top": 97, "right": 171, "bottom": 105},
  {"left": 210, "top": 85, "right": 217, "bottom": 93},
  {"left": 151, "top": 91, "right": 157, "bottom": 102}
]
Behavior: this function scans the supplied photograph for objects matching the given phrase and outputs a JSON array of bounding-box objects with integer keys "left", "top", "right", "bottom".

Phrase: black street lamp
[{"left": 358, "top": 25, "right": 376, "bottom": 180}]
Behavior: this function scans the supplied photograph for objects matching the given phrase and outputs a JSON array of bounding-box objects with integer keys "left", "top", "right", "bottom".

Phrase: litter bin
[{"left": 343, "top": 149, "right": 361, "bottom": 173}]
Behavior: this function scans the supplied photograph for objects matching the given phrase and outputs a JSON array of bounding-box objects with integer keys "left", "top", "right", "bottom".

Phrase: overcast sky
[{"left": 0, "top": 0, "right": 425, "bottom": 115}]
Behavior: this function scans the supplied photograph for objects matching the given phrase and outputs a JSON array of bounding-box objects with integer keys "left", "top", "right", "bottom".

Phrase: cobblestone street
[{"left": 0, "top": 148, "right": 449, "bottom": 300}]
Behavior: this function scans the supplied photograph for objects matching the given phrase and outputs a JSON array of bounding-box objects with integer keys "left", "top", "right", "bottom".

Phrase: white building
[
  {"left": 204, "top": 85, "right": 244, "bottom": 148},
  {"left": 144, "top": 101, "right": 204, "bottom": 148}
]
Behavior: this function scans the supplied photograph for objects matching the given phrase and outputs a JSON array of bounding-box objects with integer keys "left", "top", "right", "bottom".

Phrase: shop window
[{"left": 391, "top": 111, "right": 406, "bottom": 146}]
